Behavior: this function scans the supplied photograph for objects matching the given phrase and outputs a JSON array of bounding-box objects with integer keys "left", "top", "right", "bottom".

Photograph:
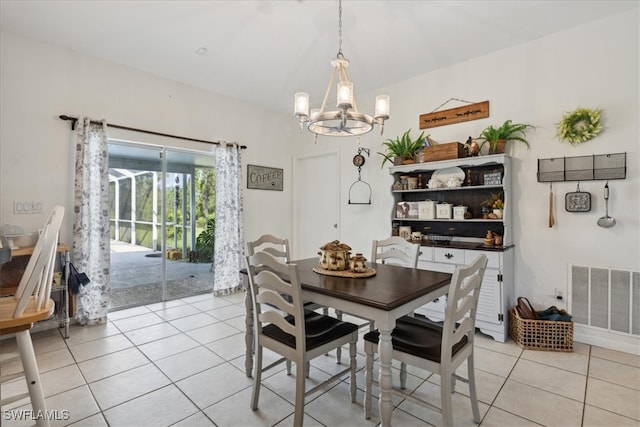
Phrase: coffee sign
[{"left": 247, "top": 164, "right": 283, "bottom": 191}]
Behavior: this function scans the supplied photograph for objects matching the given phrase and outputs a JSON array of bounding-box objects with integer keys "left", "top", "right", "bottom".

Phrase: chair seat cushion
[
  {"left": 363, "top": 315, "right": 467, "bottom": 363},
  {"left": 263, "top": 311, "right": 357, "bottom": 351}
]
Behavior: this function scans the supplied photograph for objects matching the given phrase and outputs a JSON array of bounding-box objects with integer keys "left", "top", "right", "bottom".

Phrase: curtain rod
[{"left": 59, "top": 115, "right": 247, "bottom": 149}]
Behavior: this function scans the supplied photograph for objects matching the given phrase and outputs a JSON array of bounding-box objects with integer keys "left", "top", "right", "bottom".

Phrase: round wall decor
[{"left": 556, "top": 107, "right": 602, "bottom": 145}]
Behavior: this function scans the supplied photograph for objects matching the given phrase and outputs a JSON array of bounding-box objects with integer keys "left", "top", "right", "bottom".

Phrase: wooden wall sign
[
  {"left": 419, "top": 100, "right": 490, "bottom": 129},
  {"left": 247, "top": 164, "right": 283, "bottom": 191}
]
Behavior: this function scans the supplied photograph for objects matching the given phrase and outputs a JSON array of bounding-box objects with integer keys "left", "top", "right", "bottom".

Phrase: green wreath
[{"left": 555, "top": 107, "right": 602, "bottom": 145}]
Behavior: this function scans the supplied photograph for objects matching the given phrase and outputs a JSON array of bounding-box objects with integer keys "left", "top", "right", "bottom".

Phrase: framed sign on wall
[{"left": 247, "top": 164, "right": 283, "bottom": 191}]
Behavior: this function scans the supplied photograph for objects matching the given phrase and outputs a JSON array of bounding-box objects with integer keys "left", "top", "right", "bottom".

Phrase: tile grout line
[
  {"left": 4, "top": 296, "right": 638, "bottom": 427},
  {"left": 580, "top": 345, "right": 592, "bottom": 427},
  {"left": 475, "top": 344, "right": 546, "bottom": 426}
]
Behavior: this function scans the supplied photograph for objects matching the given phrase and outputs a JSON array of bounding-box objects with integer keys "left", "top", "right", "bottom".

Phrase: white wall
[
  {"left": 0, "top": 30, "right": 295, "bottom": 246},
  {"left": 292, "top": 10, "right": 640, "bottom": 349},
  {"left": 1, "top": 9, "right": 638, "bottom": 350}
]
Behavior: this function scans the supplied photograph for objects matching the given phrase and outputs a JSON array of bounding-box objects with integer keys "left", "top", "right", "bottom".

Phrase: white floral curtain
[
  {"left": 213, "top": 143, "right": 244, "bottom": 295},
  {"left": 73, "top": 117, "right": 111, "bottom": 325}
]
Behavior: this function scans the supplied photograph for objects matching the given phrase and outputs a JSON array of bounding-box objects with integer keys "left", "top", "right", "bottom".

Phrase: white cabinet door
[
  {"left": 476, "top": 268, "right": 502, "bottom": 326},
  {"left": 418, "top": 249, "right": 507, "bottom": 340}
]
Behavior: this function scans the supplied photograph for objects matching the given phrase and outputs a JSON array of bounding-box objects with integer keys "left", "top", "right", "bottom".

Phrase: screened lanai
[{"left": 107, "top": 142, "right": 216, "bottom": 310}]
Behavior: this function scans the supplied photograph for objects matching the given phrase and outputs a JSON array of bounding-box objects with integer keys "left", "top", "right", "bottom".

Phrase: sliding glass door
[
  {"left": 161, "top": 148, "right": 215, "bottom": 303},
  {"left": 108, "top": 141, "right": 215, "bottom": 310}
]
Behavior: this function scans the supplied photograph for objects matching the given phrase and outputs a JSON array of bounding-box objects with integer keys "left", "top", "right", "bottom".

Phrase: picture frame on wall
[{"left": 247, "top": 164, "right": 283, "bottom": 191}]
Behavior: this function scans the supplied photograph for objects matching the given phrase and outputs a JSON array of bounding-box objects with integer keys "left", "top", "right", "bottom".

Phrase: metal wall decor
[
  {"left": 247, "top": 164, "right": 283, "bottom": 191},
  {"left": 537, "top": 153, "right": 626, "bottom": 182},
  {"left": 419, "top": 99, "right": 490, "bottom": 130},
  {"left": 348, "top": 147, "right": 371, "bottom": 204}
]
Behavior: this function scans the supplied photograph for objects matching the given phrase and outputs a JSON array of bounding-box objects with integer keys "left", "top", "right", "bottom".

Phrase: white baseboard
[{"left": 574, "top": 324, "right": 640, "bottom": 355}]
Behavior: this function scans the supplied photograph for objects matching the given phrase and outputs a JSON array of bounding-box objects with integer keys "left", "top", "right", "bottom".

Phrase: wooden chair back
[
  {"left": 12, "top": 205, "right": 65, "bottom": 318},
  {"left": 245, "top": 251, "right": 305, "bottom": 354},
  {"left": 441, "top": 253, "right": 488, "bottom": 361},
  {"left": 371, "top": 236, "right": 419, "bottom": 268},
  {"left": 246, "top": 234, "right": 290, "bottom": 262}
]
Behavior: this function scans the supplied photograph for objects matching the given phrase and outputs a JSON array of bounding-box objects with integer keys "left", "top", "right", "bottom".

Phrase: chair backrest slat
[
  {"left": 441, "top": 254, "right": 487, "bottom": 358},
  {"left": 12, "top": 206, "right": 65, "bottom": 318},
  {"left": 35, "top": 242, "right": 57, "bottom": 309},
  {"left": 247, "top": 234, "right": 290, "bottom": 262},
  {"left": 246, "top": 251, "right": 305, "bottom": 352},
  {"left": 371, "top": 236, "right": 419, "bottom": 268}
]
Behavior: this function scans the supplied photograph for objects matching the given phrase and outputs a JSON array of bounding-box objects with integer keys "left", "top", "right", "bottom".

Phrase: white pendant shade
[
  {"left": 294, "top": 92, "right": 309, "bottom": 117},
  {"left": 375, "top": 95, "right": 390, "bottom": 119},
  {"left": 337, "top": 81, "right": 353, "bottom": 108}
]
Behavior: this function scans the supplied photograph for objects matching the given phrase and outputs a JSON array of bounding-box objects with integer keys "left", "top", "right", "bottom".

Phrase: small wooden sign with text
[
  {"left": 419, "top": 100, "right": 490, "bottom": 129},
  {"left": 247, "top": 164, "right": 283, "bottom": 191}
]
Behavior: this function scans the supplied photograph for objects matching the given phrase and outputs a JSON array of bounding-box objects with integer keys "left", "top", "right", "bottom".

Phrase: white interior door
[{"left": 293, "top": 151, "right": 340, "bottom": 259}]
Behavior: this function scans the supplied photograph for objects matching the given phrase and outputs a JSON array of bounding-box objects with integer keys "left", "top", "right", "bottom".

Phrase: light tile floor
[{"left": 1, "top": 292, "right": 639, "bottom": 426}]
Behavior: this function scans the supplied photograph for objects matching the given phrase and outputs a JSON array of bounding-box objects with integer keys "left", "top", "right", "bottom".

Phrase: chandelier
[{"left": 294, "top": 0, "right": 390, "bottom": 138}]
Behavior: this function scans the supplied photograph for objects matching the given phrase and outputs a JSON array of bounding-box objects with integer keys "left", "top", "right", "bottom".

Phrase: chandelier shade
[{"left": 294, "top": 0, "right": 389, "bottom": 138}]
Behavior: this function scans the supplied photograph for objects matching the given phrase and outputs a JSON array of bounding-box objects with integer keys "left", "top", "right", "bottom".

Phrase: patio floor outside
[{"left": 109, "top": 241, "right": 213, "bottom": 310}]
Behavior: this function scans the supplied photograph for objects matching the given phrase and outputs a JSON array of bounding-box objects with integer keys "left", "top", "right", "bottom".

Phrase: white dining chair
[
  {"left": 0, "top": 205, "right": 65, "bottom": 427},
  {"left": 246, "top": 234, "right": 291, "bottom": 262},
  {"left": 335, "top": 236, "right": 420, "bottom": 331},
  {"left": 371, "top": 236, "right": 420, "bottom": 269},
  {"left": 363, "top": 254, "right": 488, "bottom": 426},
  {"left": 245, "top": 251, "right": 358, "bottom": 426},
  {"left": 246, "top": 234, "right": 336, "bottom": 368}
]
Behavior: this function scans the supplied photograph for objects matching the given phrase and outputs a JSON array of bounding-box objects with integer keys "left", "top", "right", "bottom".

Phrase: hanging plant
[{"left": 555, "top": 107, "right": 602, "bottom": 145}]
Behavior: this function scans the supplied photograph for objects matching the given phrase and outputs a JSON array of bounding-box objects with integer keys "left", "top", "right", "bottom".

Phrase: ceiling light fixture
[{"left": 294, "top": 0, "right": 390, "bottom": 140}]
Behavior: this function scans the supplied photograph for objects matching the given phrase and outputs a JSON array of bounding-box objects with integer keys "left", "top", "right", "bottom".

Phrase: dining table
[{"left": 241, "top": 257, "right": 452, "bottom": 426}]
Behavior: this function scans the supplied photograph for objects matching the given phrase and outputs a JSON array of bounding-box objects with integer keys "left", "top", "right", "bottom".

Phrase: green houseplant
[
  {"left": 477, "top": 120, "right": 534, "bottom": 154},
  {"left": 379, "top": 129, "right": 426, "bottom": 167},
  {"left": 195, "top": 218, "right": 215, "bottom": 263}
]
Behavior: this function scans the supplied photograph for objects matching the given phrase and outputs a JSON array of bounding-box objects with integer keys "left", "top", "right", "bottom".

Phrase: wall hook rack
[{"left": 537, "top": 152, "right": 626, "bottom": 182}]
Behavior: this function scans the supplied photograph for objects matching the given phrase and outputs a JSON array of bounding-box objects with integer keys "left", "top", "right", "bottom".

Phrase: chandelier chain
[
  {"left": 293, "top": 0, "right": 389, "bottom": 137},
  {"left": 337, "top": 0, "right": 343, "bottom": 57}
]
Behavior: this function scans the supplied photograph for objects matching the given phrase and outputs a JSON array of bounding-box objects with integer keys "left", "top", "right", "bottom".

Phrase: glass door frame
[{"left": 108, "top": 138, "right": 215, "bottom": 308}]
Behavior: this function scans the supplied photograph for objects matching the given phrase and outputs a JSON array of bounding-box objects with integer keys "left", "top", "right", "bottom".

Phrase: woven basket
[{"left": 508, "top": 307, "right": 573, "bottom": 352}]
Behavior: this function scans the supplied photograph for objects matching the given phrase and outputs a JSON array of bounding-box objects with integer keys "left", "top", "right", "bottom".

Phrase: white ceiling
[{"left": 1, "top": 1, "right": 637, "bottom": 114}]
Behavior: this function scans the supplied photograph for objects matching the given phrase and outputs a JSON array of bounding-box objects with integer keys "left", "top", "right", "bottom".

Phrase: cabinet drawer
[
  {"left": 465, "top": 250, "right": 501, "bottom": 269},
  {"left": 434, "top": 247, "right": 465, "bottom": 265},
  {"left": 417, "top": 246, "right": 433, "bottom": 262}
]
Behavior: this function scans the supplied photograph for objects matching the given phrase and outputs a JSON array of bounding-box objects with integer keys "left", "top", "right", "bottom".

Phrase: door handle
[
  {"left": 445, "top": 253, "right": 453, "bottom": 259},
  {"left": 334, "top": 223, "right": 338, "bottom": 229}
]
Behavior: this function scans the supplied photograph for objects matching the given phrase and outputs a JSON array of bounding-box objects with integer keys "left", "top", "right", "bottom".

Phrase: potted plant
[
  {"left": 477, "top": 120, "right": 534, "bottom": 154},
  {"left": 379, "top": 129, "right": 426, "bottom": 167},
  {"left": 482, "top": 192, "right": 504, "bottom": 218}
]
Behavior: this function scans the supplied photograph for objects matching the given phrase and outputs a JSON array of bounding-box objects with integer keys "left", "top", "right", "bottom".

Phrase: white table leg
[
  {"left": 378, "top": 324, "right": 394, "bottom": 426},
  {"left": 243, "top": 276, "right": 254, "bottom": 378}
]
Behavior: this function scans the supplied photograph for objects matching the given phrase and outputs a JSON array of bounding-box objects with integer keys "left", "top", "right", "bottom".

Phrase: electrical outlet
[{"left": 13, "top": 201, "right": 44, "bottom": 214}]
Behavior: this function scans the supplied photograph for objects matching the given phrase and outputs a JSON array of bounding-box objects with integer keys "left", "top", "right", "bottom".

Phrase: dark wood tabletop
[{"left": 290, "top": 258, "right": 451, "bottom": 311}]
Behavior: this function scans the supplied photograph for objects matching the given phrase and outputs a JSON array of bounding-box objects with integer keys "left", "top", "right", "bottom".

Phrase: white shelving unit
[{"left": 389, "top": 154, "right": 514, "bottom": 342}]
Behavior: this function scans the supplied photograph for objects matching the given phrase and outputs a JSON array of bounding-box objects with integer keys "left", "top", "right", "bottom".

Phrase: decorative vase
[
  {"left": 493, "top": 209, "right": 503, "bottom": 219},
  {"left": 481, "top": 206, "right": 490, "bottom": 219}
]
